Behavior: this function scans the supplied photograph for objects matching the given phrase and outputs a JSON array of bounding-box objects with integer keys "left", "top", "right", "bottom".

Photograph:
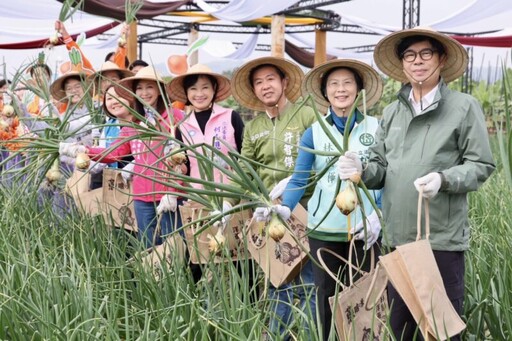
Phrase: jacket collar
[{"left": 397, "top": 78, "right": 448, "bottom": 115}]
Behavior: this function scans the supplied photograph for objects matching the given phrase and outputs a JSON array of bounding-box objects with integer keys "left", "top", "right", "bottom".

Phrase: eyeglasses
[
  {"left": 401, "top": 48, "right": 437, "bottom": 62},
  {"left": 65, "top": 85, "right": 83, "bottom": 93}
]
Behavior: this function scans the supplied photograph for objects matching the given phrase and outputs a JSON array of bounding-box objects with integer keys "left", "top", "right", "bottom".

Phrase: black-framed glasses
[{"left": 401, "top": 48, "right": 437, "bottom": 62}]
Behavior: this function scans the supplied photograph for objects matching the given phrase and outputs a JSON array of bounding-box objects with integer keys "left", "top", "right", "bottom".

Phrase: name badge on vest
[{"left": 359, "top": 133, "right": 374, "bottom": 146}]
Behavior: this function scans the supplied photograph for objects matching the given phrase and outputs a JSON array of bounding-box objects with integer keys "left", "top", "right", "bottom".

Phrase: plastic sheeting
[{"left": 196, "top": 0, "right": 300, "bottom": 23}]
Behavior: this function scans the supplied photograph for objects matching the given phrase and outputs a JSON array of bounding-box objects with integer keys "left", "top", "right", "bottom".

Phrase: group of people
[{"left": 1, "top": 24, "right": 495, "bottom": 340}]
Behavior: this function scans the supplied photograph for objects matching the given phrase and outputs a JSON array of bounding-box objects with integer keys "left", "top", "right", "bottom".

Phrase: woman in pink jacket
[{"left": 60, "top": 68, "right": 184, "bottom": 248}]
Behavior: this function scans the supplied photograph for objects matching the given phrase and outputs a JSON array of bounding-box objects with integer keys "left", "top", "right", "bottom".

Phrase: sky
[{"left": 1, "top": 0, "right": 511, "bottom": 82}]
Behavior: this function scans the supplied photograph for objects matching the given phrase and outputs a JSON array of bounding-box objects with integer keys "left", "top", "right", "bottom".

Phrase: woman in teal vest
[{"left": 254, "top": 59, "right": 384, "bottom": 340}]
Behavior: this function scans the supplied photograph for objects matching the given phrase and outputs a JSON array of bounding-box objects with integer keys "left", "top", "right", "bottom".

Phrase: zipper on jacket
[
  {"left": 420, "top": 124, "right": 431, "bottom": 159},
  {"left": 272, "top": 118, "right": 278, "bottom": 185}
]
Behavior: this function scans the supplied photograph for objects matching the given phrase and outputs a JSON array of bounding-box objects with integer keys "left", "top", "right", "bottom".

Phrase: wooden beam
[
  {"left": 127, "top": 22, "right": 138, "bottom": 64},
  {"left": 271, "top": 15, "right": 285, "bottom": 58},
  {"left": 314, "top": 29, "right": 327, "bottom": 66},
  {"left": 188, "top": 27, "right": 199, "bottom": 66}
]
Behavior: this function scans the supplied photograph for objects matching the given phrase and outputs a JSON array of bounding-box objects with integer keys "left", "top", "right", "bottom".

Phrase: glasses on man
[
  {"left": 65, "top": 84, "right": 83, "bottom": 93},
  {"left": 401, "top": 48, "right": 437, "bottom": 62}
]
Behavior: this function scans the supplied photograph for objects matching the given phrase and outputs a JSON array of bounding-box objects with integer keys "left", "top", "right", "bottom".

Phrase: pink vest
[{"left": 179, "top": 104, "right": 236, "bottom": 188}]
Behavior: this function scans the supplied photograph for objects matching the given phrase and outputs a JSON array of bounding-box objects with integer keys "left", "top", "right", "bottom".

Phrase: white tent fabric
[
  {"left": 196, "top": 0, "right": 300, "bottom": 23},
  {"left": 202, "top": 31, "right": 259, "bottom": 59},
  {"left": 0, "top": 0, "right": 112, "bottom": 43},
  {"left": 430, "top": 0, "right": 512, "bottom": 30}
]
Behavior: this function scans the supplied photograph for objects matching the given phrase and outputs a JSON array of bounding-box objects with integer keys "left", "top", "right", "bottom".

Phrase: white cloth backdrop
[{"left": 196, "top": 0, "right": 300, "bottom": 23}]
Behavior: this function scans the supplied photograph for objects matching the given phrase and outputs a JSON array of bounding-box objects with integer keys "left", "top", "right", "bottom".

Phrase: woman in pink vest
[{"left": 168, "top": 64, "right": 244, "bottom": 187}]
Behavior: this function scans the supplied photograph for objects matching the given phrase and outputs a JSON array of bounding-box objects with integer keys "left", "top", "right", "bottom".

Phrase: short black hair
[
  {"left": 249, "top": 64, "right": 286, "bottom": 88},
  {"left": 396, "top": 35, "right": 446, "bottom": 59},
  {"left": 105, "top": 51, "right": 130, "bottom": 68},
  {"left": 29, "top": 64, "right": 52, "bottom": 78},
  {"left": 320, "top": 67, "right": 364, "bottom": 101},
  {"left": 129, "top": 59, "right": 149, "bottom": 71}
]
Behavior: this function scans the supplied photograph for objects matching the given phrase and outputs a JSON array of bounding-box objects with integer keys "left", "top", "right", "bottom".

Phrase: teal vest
[{"left": 307, "top": 115, "right": 381, "bottom": 242}]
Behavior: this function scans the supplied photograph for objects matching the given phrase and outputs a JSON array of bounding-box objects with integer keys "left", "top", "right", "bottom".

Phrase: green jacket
[
  {"left": 363, "top": 80, "right": 495, "bottom": 251},
  {"left": 229, "top": 101, "right": 316, "bottom": 206}
]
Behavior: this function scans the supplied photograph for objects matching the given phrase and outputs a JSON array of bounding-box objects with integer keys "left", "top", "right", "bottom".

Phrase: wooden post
[
  {"left": 271, "top": 15, "right": 285, "bottom": 58},
  {"left": 188, "top": 27, "right": 199, "bottom": 66},
  {"left": 314, "top": 29, "right": 327, "bottom": 66},
  {"left": 127, "top": 21, "right": 138, "bottom": 64}
]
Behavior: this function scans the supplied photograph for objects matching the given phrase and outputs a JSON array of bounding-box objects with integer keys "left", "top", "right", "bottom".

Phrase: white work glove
[
  {"left": 157, "top": 194, "right": 177, "bottom": 214},
  {"left": 269, "top": 176, "right": 291, "bottom": 201},
  {"left": 88, "top": 161, "right": 106, "bottom": 175},
  {"left": 254, "top": 205, "right": 291, "bottom": 223},
  {"left": 59, "top": 142, "right": 87, "bottom": 158},
  {"left": 211, "top": 201, "right": 232, "bottom": 225},
  {"left": 121, "top": 161, "right": 135, "bottom": 184},
  {"left": 351, "top": 210, "right": 381, "bottom": 250},
  {"left": 414, "top": 172, "right": 442, "bottom": 199},
  {"left": 337, "top": 151, "right": 363, "bottom": 180}
]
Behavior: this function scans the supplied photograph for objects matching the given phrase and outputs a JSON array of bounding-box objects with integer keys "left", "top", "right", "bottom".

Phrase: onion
[
  {"left": 49, "top": 32, "right": 59, "bottom": 45},
  {"left": 208, "top": 231, "right": 226, "bottom": 254},
  {"left": 168, "top": 150, "right": 187, "bottom": 165},
  {"left": 46, "top": 168, "right": 62, "bottom": 182},
  {"left": 0, "top": 119, "right": 9, "bottom": 131},
  {"left": 75, "top": 153, "right": 91, "bottom": 170},
  {"left": 268, "top": 214, "right": 286, "bottom": 242},
  {"left": 336, "top": 181, "right": 358, "bottom": 215},
  {"left": 117, "top": 35, "right": 127, "bottom": 47},
  {"left": 2, "top": 104, "right": 14, "bottom": 116}
]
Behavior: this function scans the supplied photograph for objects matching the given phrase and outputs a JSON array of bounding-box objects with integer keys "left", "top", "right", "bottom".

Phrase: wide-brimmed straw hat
[
  {"left": 168, "top": 63, "right": 231, "bottom": 103},
  {"left": 50, "top": 67, "right": 93, "bottom": 101},
  {"left": 302, "top": 59, "right": 383, "bottom": 113},
  {"left": 116, "top": 66, "right": 166, "bottom": 100},
  {"left": 231, "top": 56, "right": 304, "bottom": 112},
  {"left": 88, "top": 61, "right": 133, "bottom": 82},
  {"left": 374, "top": 26, "right": 468, "bottom": 83}
]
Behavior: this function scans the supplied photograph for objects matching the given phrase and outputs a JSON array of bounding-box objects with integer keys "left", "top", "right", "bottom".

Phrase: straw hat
[
  {"left": 168, "top": 64, "right": 231, "bottom": 103},
  {"left": 302, "top": 59, "right": 383, "bottom": 113},
  {"left": 231, "top": 56, "right": 304, "bottom": 112},
  {"left": 88, "top": 61, "right": 133, "bottom": 82},
  {"left": 116, "top": 66, "right": 166, "bottom": 100},
  {"left": 374, "top": 26, "right": 468, "bottom": 83},
  {"left": 50, "top": 68, "right": 93, "bottom": 101}
]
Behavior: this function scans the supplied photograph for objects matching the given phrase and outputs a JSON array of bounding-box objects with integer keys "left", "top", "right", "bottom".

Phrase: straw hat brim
[
  {"left": 374, "top": 27, "right": 468, "bottom": 83},
  {"left": 168, "top": 71, "right": 231, "bottom": 103},
  {"left": 302, "top": 59, "right": 383, "bottom": 114},
  {"left": 115, "top": 68, "right": 166, "bottom": 100},
  {"left": 50, "top": 70, "right": 92, "bottom": 101},
  {"left": 231, "top": 57, "right": 304, "bottom": 112},
  {"left": 88, "top": 68, "right": 134, "bottom": 82}
]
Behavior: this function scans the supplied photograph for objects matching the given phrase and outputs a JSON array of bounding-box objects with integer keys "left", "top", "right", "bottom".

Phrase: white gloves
[
  {"left": 157, "top": 194, "right": 177, "bottom": 214},
  {"left": 351, "top": 210, "right": 381, "bottom": 250},
  {"left": 88, "top": 161, "right": 106, "bottom": 175},
  {"left": 269, "top": 176, "right": 291, "bottom": 201},
  {"left": 254, "top": 205, "right": 291, "bottom": 223},
  {"left": 211, "top": 201, "right": 233, "bottom": 225},
  {"left": 59, "top": 142, "right": 87, "bottom": 158},
  {"left": 121, "top": 161, "right": 135, "bottom": 184},
  {"left": 337, "top": 151, "right": 363, "bottom": 180},
  {"left": 414, "top": 172, "right": 442, "bottom": 198}
]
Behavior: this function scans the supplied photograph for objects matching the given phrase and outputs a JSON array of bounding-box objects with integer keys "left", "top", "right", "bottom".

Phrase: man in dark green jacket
[{"left": 338, "top": 27, "right": 495, "bottom": 340}]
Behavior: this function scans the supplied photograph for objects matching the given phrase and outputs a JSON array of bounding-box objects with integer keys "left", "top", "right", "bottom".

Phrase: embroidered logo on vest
[{"left": 359, "top": 133, "right": 374, "bottom": 146}]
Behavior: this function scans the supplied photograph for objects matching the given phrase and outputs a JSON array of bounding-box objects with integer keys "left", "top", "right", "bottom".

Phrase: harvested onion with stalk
[
  {"left": 75, "top": 152, "right": 90, "bottom": 170},
  {"left": 46, "top": 158, "right": 62, "bottom": 183},
  {"left": 119, "top": 0, "right": 144, "bottom": 46}
]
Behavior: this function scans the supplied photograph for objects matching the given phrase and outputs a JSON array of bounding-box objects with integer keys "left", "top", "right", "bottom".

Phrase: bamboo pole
[
  {"left": 127, "top": 21, "right": 138, "bottom": 64},
  {"left": 314, "top": 29, "right": 327, "bottom": 66},
  {"left": 271, "top": 15, "right": 285, "bottom": 58}
]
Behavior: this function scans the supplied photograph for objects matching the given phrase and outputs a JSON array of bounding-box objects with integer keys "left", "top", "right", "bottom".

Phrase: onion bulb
[
  {"left": 336, "top": 181, "right": 358, "bottom": 215},
  {"left": 168, "top": 149, "right": 187, "bottom": 165},
  {"left": 49, "top": 32, "right": 59, "bottom": 45},
  {"left": 0, "top": 119, "right": 9, "bottom": 131},
  {"left": 2, "top": 104, "right": 14, "bottom": 116},
  {"left": 268, "top": 214, "right": 286, "bottom": 242},
  {"left": 208, "top": 231, "right": 226, "bottom": 254},
  {"left": 75, "top": 153, "right": 90, "bottom": 170},
  {"left": 46, "top": 168, "right": 62, "bottom": 182}
]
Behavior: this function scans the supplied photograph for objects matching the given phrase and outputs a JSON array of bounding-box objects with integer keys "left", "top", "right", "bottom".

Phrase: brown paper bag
[
  {"left": 65, "top": 170, "right": 103, "bottom": 216},
  {"left": 318, "top": 245, "right": 389, "bottom": 341},
  {"left": 179, "top": 201, "right": 252, "bottom": 264},
  {"left": 245, "top": 203, "right": 310, "bottom": 288},
  {"left": 379, "top": 190, "right": 466, "bottom": 340},
  {"left": 131, "top": 234, "right": 186, "bottom": 280},
  {"left": 102, "top": 168, "right": 138, "bottom": 232}
]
